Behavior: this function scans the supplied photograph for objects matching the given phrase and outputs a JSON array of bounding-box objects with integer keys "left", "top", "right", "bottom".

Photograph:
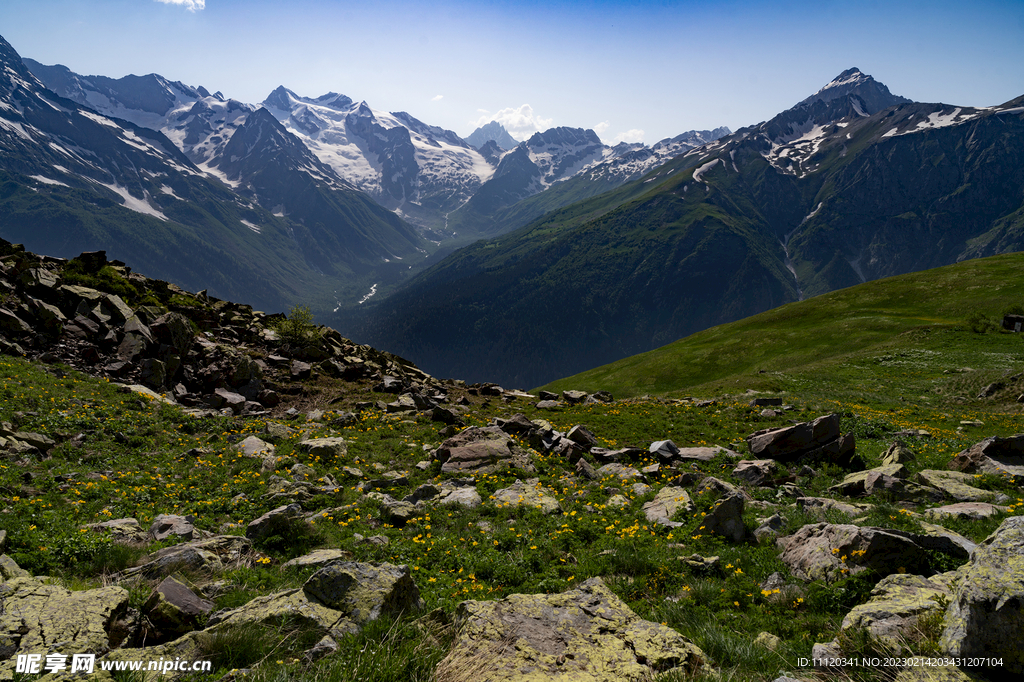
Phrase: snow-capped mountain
[
  {"left": 262, "top": 86, "right": 495, "bottom": 229},
  {"left": 465, "top": 121, "right": 519, "bottom": 151},
  {"left": 446, "top": 125, "right": 731, "bottom": 238},
  {"left": 3, "top": 35, "right": 424, "bottom": 313}
]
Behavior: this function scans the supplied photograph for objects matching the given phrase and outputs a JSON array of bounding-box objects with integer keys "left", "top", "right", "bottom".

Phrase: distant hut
[{"left": 1003, "top": 314, "right": 1024, "bottom": 332}]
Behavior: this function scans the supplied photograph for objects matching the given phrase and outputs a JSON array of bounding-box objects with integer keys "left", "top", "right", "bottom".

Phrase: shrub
[{"left": 273, "top": 305, "right": 321, "bottom": 346}]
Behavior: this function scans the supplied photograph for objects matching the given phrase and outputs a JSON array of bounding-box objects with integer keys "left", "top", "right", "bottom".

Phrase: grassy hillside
[{"left": 540, "top": 250, "right": 1024, "bottom": 406}]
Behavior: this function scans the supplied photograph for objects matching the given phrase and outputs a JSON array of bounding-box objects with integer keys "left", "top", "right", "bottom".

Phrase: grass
[
  {"left": 4, "top": 255, "right": 1024, "bottom": 680},
  {"left": 538, "top": 250, "right": 1024, "bottom": 406}
]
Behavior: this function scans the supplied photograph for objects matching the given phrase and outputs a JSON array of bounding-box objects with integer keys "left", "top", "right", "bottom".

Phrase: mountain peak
[
  {"left": 798, "top": 68, "right": 911, "bottom": 114},
  {"left": 466, "top": 121, "right": 519, "bottom": 151}
]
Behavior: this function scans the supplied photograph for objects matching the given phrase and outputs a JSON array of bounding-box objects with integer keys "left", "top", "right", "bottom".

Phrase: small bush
[{"left": 273, "top": 305, "right": 321, "bottom": 346}]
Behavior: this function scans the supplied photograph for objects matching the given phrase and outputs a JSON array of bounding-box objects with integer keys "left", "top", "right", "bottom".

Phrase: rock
[
  {"left": 829, "top": 463, "right": 907, "bottom": 497},
  {"left": 754, "top": 513, "right": 787, "bottom": 543},
  {"left": 881, "top": 442, "right": 915, "bottom": 466},
  {"left": 302, "top": 562, "right": 423, "bottom": 626},
  {"left": 747, "top": 414, "right": 857, "bottom": 466},
  {"left": 304, "top": 635, "right": 339, "bottom": 663},
  {"left": 778, "top": 523, "right": 929, "bottom": 583},
  {"left": 298, "top": 437, "right": 348, "bottom": 463},
  {"left": 698, "top": 493, "right": 746, "bottom": 542},
  {"left": 940, "top": 517, "right": 1024, "bottom": 673},
  {"left": 561, "top": 390, "right": 588, "bottom": 404},
  {"left": 650, "top": 439, "right": 680, "bottom": 461},
  {"left": 283, "top": 549, "right": 355, "bottom": 569},
  {"left": 796, "top": 496, "right": 873, "bottom": 518},
  {"left": 575, "top": 457, "right": 598, "bottom": 480},
  {"left": 443, "top": 577, "right": 706, "bottom": 681},
  {"left": 949, "top": 435, "right": 1024, "bottom": 484},
  {"left": 680, "top": 554, "right": 721, "bottom": 574},
  {"left": 596, "top": 463, "right": 644, "bottom": 483},
  {"left": 840, "top": 573, "right": 951, "bottom": 650},
  {"left": 642, "top": 486, "right": 694, "bottom": 527},
  {"left": 491, "top": 478, "right": 560, "bottom": 514},
  {"left": 213, "top": 387, "right": 246, "bottom": 413},
  {"left": 926, "top": 502, "right": 1006, "bottom": 521},
  {"left": 87, "top": 517, "right": 148, "bottom": 544},
  {"left": 150, "top": 514, "right": 198, "bottom": 542},
  {"left": 145, "top": 576, "right": 215, "bottom": 639},
  {"left": 535, "top": 399, "right": 560, "bottom": 409},
  {"left": 431, "top": 406, "right": 463, "bottom": 426},
  {"left": 754, "top": 631, "right": 782, "bottom": 651},
  {"left": 246, "top": 503, "right": 304, "bottom": 541},
  {"left": 434, "top": 426, "right": 533, "bottom": 474},
  {"left": 439, "top": 487, "right": 482, "bottom": 509},
  {"left": 126, "top": 535, "right": 253, "bottom": 578},
  {"left": 916, "top": 470, "right": 997, "bottom": 502},
  {"left": 0, "top": 576, "right": 131, "bottom": 670},
  {"left": 676, "top": 446, "right": 741, "bottom": 462},
  {"left": 1, "top": 554, "right": 30, "bottom": 580},
  {"left": 365, "top": 493, "right": 419, "bottom": 527},
  {"left": 291, "top": 359, "right": 312, "bottom": 380},
  {"left": 236, "top": 435, "right": 276, "bottom": 458},
  {"left": 733, "top": 459, "right": 779, "bottom": 486},
  {"left": 607, "top": 494, "right": 629, "bottom": 508},
  {"left": 567, "top": 425, "right": 598, "bottom": 450}
]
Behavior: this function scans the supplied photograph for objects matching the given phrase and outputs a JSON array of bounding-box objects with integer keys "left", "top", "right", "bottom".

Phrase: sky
[{"left": 1, "top": 0, "right": 1023, "bottom": 144}]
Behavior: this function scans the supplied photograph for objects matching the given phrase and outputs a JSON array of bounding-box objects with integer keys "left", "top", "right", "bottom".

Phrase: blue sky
[{"left": 2, "top": 0, "right": 1022, "bottom": 144}]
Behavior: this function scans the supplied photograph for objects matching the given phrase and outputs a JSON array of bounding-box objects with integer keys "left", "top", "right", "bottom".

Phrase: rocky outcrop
[
  {"left": 939, "top": 517, "right": 1024, "bottom": 674},
  {"left": 777, "top": 524, "right": 929, "bottom": 583},
  {"left": 491, "top": 479, "right": 561, "bottom": 515},
  {"left": 434, "top": 426, "right": 534, "bottom": 474},
  {"left": 949, "top": 435, "right": 1024, "bottom": 484},
  {"left": 747, "top": 414, "right": 857, "bottom": 467},
  {"left": 443, "top": 577, "right": 707, "bottom": 681},
  {"left": 840, "top": 573, "right": 951, "bottom": 649},
  {"left": 0, "top": 567, "right": 133, "bottom": 677},
  {"left": 642, "top": 486, "right": 694, "bottom": 527}
]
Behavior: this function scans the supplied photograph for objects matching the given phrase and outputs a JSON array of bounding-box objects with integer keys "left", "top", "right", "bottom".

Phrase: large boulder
[
  {"left": 297, "top": 437, "right": 348, "bottom": 463},
  {"left": 246, "top": 503, "right": 304, "bottom": 541},
  {"left": 747, "top": 414, "right": 856, "bottom": 466},
  {"left": 642, "top": 486, "right": 694, "bottom": 527},
  {"left": 0, "top": 573, "right": 132, "bottom": 676},
  {"left": 940, "top": 517, "right": 1024, "bottom": 674},
  {"left": 840, "top": 573, "right": 952, "bottom": 649},
  {"left": 145, "top": 576, "right": 215, "bottom": 640},
  {"left": 125, "top": 535, "right": 252, "bottom": 579},
  {"left": 916, "top": 470, "right": 997, "bottom": 502},
  {"left": 442, "top": 577, "right": 707, "bottom": 681},
  {"left": 434, "top": 426, "right": 533, "bottom": 474},
  {"left": 949, "top": 435, "right": 1024, "bottom": 484},
  {"left": 302, "top": 562, "right": 423, "bottom": 626},
  {"left": 777, "top": 524, "right": 929, "bottom": 583},
  {"left": 491, "top": 479, "right": 560, "bottom": 515}
]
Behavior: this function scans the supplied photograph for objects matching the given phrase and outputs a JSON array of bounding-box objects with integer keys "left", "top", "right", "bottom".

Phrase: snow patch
[
  {"left": 800, "top": 202, "right": 824, "bottom": 225},
  {"left": 358, "top": 283, "right": 378, "bottom": 305},
  {"left": 692, "top": 158, "right": 721, "bottom": 183},
  {"left": 240, "top": 219, "right": 261, "bottom": 233},
  {"left": 93, "top": 181, "right": 168, "bottom": 221},
  {"left": 30, "top": 175, "right": 68, "bottom": 187}
]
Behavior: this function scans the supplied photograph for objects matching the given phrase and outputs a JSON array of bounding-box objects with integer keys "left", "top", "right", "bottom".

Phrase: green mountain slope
[
  {"left": 353, "top": 73, "right": 1024, "bottom": 389},
  {"left": 540, "top": 250, "right": 1024, "bottom": 402}
]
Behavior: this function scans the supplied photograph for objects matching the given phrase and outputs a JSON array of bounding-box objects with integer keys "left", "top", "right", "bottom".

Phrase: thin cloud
[
  {"left": 593, "top": 121, "right": 610, "bottom": 134},
  {"left": 155, "top": 0, "right": 206, "bottom": 11},
  {"left": 613, "top": 129, "right": 645, "bottom": 144},
  {"left": 474, "top": 104, "right": 553, "bottom": 141},
  {"left": 432, "top": 95, "right": 444, "bottom": 101}
]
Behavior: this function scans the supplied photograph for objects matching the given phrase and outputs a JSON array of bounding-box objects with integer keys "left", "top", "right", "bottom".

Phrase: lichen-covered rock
[
  {"left": 434, "top": 426, "right": 534, "bottom": 474},
  {"left": 949, "top": 435, "right": 1024, "bottom": 484},
  {"left": 298, "top": 437, "right": 348, "bottom": 463},
  {"left": 145, "top": 576, "right": 215, "bottom": 639},
  {"left": 940, "top": 516, "right": 1024, "bottom": 674},
  {"left": 840, "top": 573, "right": 951, "bottom": 649},
  {"left": 596, "top": 463, "right": 644, "bottom": 484},
  {"left": 796, "top": 496, "right": 873, "bottom": 518},
  {"left": 777, "top": 523, "right": 929, "bottom": 583},
  {"left": 246, "top": 503, "right": 303, "bottom": 541},
  {"left": 150, "top": 513, "right": 198, "bottom": 541},
  {"left": 125, "top": 535, "right": 252, "bottom": 578},
  {"left": 0, "top": 576, "right": 130, "bottom": 676},
  {"left": 925, "top": 502, "right": 1005, "bottom": 521},
  {"left": 302, "top": 562, "right": 423, "bottom": 626},
  {"left": 236, "top": 435, "right": 275, "bottom": 458},
  {"left": 491, "top": 478, "right": 560, "bottom": 514},
  {"left": 0, "top": 554, "right": 31, "bottom": 580},
  {"left": 443, "top": 577, "right": 706, "bottom": 681},
  {"left": 87, "top": 517, "right": 149, "bottom": 544},
  {"left": 916, "top": 470, "right": 996, "bottom": 502},
  {"left": 642, "top": 486, "right": 694, "bottom": 527},
  {"left": 282, "top": 549, "right": 354, "bottom": 569},
  {"left": 733, "top": 459, "right": 779, "bottom": 486}
]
